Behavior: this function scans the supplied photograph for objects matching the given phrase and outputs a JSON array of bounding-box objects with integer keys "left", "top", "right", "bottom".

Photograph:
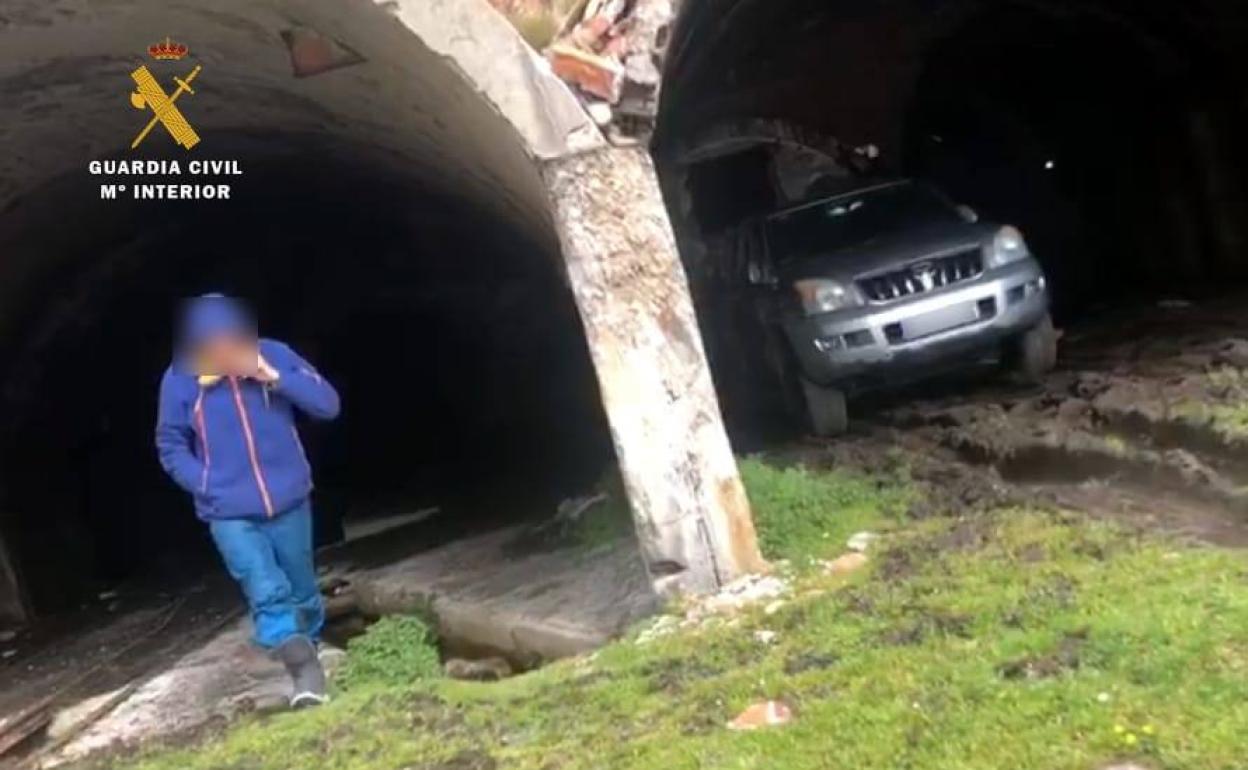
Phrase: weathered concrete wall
[
  {"left": 542, "top": 145, "right": 766, "bottom": 593},
  {"left": 383, "top": 0, "right": 604, "bottom": 159},
  {"left": 0, "top": 0, "right": 561, "bottom": 346}
]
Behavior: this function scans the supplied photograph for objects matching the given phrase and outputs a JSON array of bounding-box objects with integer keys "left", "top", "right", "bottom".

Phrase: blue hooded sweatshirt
[{"left": 155, "top": 296, "right": 340, "bottom": 521}]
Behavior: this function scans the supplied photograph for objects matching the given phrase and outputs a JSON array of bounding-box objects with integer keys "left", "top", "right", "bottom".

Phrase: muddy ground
[
  {"left": 771, "top": 294, "right": 1248, "bottom": 548},
  {"left": 0, "top": 574, "right": 242, "bottom": 765},
  {"left": 3, "top": 295, "right": 1247, "bottom": 765}
]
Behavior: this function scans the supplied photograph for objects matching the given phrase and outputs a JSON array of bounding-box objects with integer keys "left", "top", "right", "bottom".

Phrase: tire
[
  {"left": 1005, "top": 312, "right": 1058, "bottom": 384},
  {"left": 800, "top": 378, "right": 849, "bottom": 437},
  {"left": 769, "top": 330, "right": 815, "bottom": 431}
]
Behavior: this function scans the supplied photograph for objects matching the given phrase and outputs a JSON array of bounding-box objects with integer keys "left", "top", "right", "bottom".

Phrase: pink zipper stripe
[
  {"left": 229, "top": 378, "right": 275, "bottom": 517},
  {"left": 193, "top": 388, "right": 211, "bottom": 493}
]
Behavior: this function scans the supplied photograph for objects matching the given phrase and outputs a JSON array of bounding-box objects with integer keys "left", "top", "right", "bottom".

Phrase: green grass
[
  {"left": 334, "top": 615, "right": 442, "bottom": 692},
  {"left": 111, "top": 463, "right": 1248, "bottom": 770},
  {"left": 1177, "top": 402, "right": 1248, "bottom": 441},
  {"left": 1175, "top": 366, "right": 1248, "bottom": 441},
  {"left": 570, "top": 458, "right": 912, "bottom": 563},
  {"left": 740, "top": 457, "right": 913, "bottom": 568},
  {"left": 568, "top": 471, "right": 636, "bottom": 551}
]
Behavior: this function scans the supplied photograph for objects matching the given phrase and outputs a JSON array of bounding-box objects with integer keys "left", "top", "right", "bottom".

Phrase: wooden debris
[
  {"left": 0, "top": 695, "right": 54, "bottom": 758},
  {"left": 547, "top": 43, "right": 625, "bottom": 102},
  {"left": 37, "top": 682, "right": 141, "bottom": 759},
  {"left": 492, "top": 0, "right": 676, "bottom": 140}
]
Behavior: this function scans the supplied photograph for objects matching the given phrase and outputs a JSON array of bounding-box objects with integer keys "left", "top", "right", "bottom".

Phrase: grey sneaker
[{"left": 275, "top": 634, "right": 328, "bottom": 708}]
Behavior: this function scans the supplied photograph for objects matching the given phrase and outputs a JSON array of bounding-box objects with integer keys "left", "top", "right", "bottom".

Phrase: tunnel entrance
[
  {"left": 0, "top": 142, "right": 612, "bottom": 618},
  {"left": 654, "top": 0, "right": 1248, "bottom": 431},
  {"left": 0, "top": 3, "right": 617, "bottom": 622}
]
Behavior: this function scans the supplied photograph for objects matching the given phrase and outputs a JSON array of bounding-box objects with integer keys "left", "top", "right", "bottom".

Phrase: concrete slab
[
  {"left": 352, "top": 525, "right": 660, "bottom": 662},
  {"left": 38, "top": 522, "right": 655, "bottom": 764},
  {"left": 342, "top": 507, "right": 439, "bottom": 542},
  {"left": 43, "top": 620, "right": 329, "bottom": 766}
]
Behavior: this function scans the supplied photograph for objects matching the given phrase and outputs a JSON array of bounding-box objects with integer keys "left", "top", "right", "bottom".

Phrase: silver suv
[{"left": 746, "top": 179, "right": 1056, "bottom": 435}]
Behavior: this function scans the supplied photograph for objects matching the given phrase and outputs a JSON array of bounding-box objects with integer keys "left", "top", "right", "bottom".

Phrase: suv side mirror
[
  {"left": 746, "top": 255, "right": 779, "bottom": 287},
  {"left": 739, "top": 224, "right": 777, "bottom": 287},
  {"left": 746, "top": 259, "right": 766, "bottom": 285},
  {"left": 956, "top": 204, "right": 979, "bottom": 224}
]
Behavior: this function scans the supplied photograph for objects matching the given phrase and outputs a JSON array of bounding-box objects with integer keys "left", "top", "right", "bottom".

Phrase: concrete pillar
[
  {"left": 541, "top": 145, "right": 767, "bottom": 594},
  {"left": 378, "top": 0, "right": 766, "bottom": 592}
]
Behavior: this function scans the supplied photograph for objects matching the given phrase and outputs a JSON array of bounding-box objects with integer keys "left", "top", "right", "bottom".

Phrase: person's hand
[{"left": 254, "top": 353, "right": 281, "bottom": 384}]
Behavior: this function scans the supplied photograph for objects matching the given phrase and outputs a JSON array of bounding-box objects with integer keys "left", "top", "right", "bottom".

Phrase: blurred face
[{"left": 194, "top": 333, "right": 258, "bottom": 377}]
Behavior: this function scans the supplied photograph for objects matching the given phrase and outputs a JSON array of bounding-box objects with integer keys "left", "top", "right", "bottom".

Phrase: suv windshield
[{"left": 765, "top": 183, "right": 960, "bottom": 263}]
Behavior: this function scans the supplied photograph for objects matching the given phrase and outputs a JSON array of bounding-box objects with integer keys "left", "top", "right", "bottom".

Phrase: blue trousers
[{"left": 209, "top": 499, "right": 324, "bottom": 649}]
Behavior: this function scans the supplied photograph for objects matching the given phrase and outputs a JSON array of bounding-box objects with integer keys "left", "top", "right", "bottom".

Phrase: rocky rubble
[
  {"left": 488, "top": 0, "right": 675, "bottom": 141},
  {"left": 635, "top": 572, "right": 791, "bottom": 644}
]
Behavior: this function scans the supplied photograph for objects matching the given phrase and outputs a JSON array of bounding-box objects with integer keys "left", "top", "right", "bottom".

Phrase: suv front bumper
[{"left": 784, "top": 257, "right": 1049, "bottom": 390}]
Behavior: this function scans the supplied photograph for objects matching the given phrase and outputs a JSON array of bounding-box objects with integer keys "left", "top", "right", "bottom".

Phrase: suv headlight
[
  {"left": 988, "top": 225, "right": 1029, "bottom": 267},
  {"left": 794, "top": 278, "right": 858, "bottom": 315}
]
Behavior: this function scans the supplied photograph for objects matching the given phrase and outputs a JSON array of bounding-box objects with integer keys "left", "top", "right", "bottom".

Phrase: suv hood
[{"left": 777, "top": 221, "right": 997, "bottom": 284}]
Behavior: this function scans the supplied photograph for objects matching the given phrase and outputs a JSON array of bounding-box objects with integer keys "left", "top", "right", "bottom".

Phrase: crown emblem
[{"left": 148, "top": 37, "right": 189, "bottom": 61}]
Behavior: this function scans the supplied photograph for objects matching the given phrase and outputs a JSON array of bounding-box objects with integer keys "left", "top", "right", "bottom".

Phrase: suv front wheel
[
  {"left": 800, "top": 378, "right": 849, "bottom": 437},
  {"left": 1004, "top": 312, "right": 1058, "bottom": 384}
]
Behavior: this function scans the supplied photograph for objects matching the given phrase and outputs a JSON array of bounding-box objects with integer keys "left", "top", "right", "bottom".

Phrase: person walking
[{"left": 156, "top": 294, "right": 340, "bottom": 708}]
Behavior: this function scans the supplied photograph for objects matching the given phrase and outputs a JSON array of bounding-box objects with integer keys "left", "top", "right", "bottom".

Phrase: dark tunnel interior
[
  {"left": 658, "top": 0, "right": 1248, "bottom": 319},
  {"left": 655, "top": 0, "right": 1248, "bottom": 430},
  {"left": 0, "top": 142, "right": 613, "bottom": 615},
  {"left": 904, "top": 5, "right": 1248, "bottom": 319}
]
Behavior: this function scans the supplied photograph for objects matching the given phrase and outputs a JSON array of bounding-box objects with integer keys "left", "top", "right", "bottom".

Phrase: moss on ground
[
  {"left": 569, "top": 471, "right": 635, "bottom": 551},
  {"left": 739, "top": 457, "right": 913, "bottom": 568},
  {"left": 335, "top": 615, "right": 442, "bottom": 693},
  {"left": 571, "top": 458, "right": 912, "bottom": 561},
  {"left": 111, "top": 462, "right": 1248, "bottom": 770},
  {"left": 1175, "top": 366, "right": 1248, "bottom": 441},
  {"left": 1177, "top": 401, "right": 1248, "bottom": 441}
]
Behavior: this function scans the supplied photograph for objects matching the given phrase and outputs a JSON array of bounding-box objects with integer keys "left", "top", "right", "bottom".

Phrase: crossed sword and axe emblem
[{"left": 129, "top": 64, "right": 202, "bottom": 150}]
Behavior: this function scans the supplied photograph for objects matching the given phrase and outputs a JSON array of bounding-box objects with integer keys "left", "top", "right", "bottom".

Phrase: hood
[
  {"left": 180, "top": 294, "right": 254, "bottom": 346},
  {"left": 779, "top": 220, "right": 998, "bottom": 284},
  {"left": 174, "top": 294, "right": 255, "bottom": 371}
]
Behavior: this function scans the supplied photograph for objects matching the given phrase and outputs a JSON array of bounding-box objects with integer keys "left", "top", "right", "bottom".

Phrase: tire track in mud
[
  {"left": 930, "top": 421, "right": 1248, "bottom": 547},
  {"left": 809, "top": 301, "right": 1248, "bottom": 547}
]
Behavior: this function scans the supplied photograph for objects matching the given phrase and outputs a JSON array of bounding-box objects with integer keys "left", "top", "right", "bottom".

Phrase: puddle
[{"left": 991, "top": 445, "right": 1134, "bottom": 486}]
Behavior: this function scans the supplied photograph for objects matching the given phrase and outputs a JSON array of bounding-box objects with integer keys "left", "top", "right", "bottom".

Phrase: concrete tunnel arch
[{"left": 0, "top": 0, "right": 761, "bottom": 623}]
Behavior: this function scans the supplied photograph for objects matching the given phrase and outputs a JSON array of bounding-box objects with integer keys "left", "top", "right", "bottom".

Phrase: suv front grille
[{"left": 857, "top": 249, "right": 984, "bottom": 303}]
